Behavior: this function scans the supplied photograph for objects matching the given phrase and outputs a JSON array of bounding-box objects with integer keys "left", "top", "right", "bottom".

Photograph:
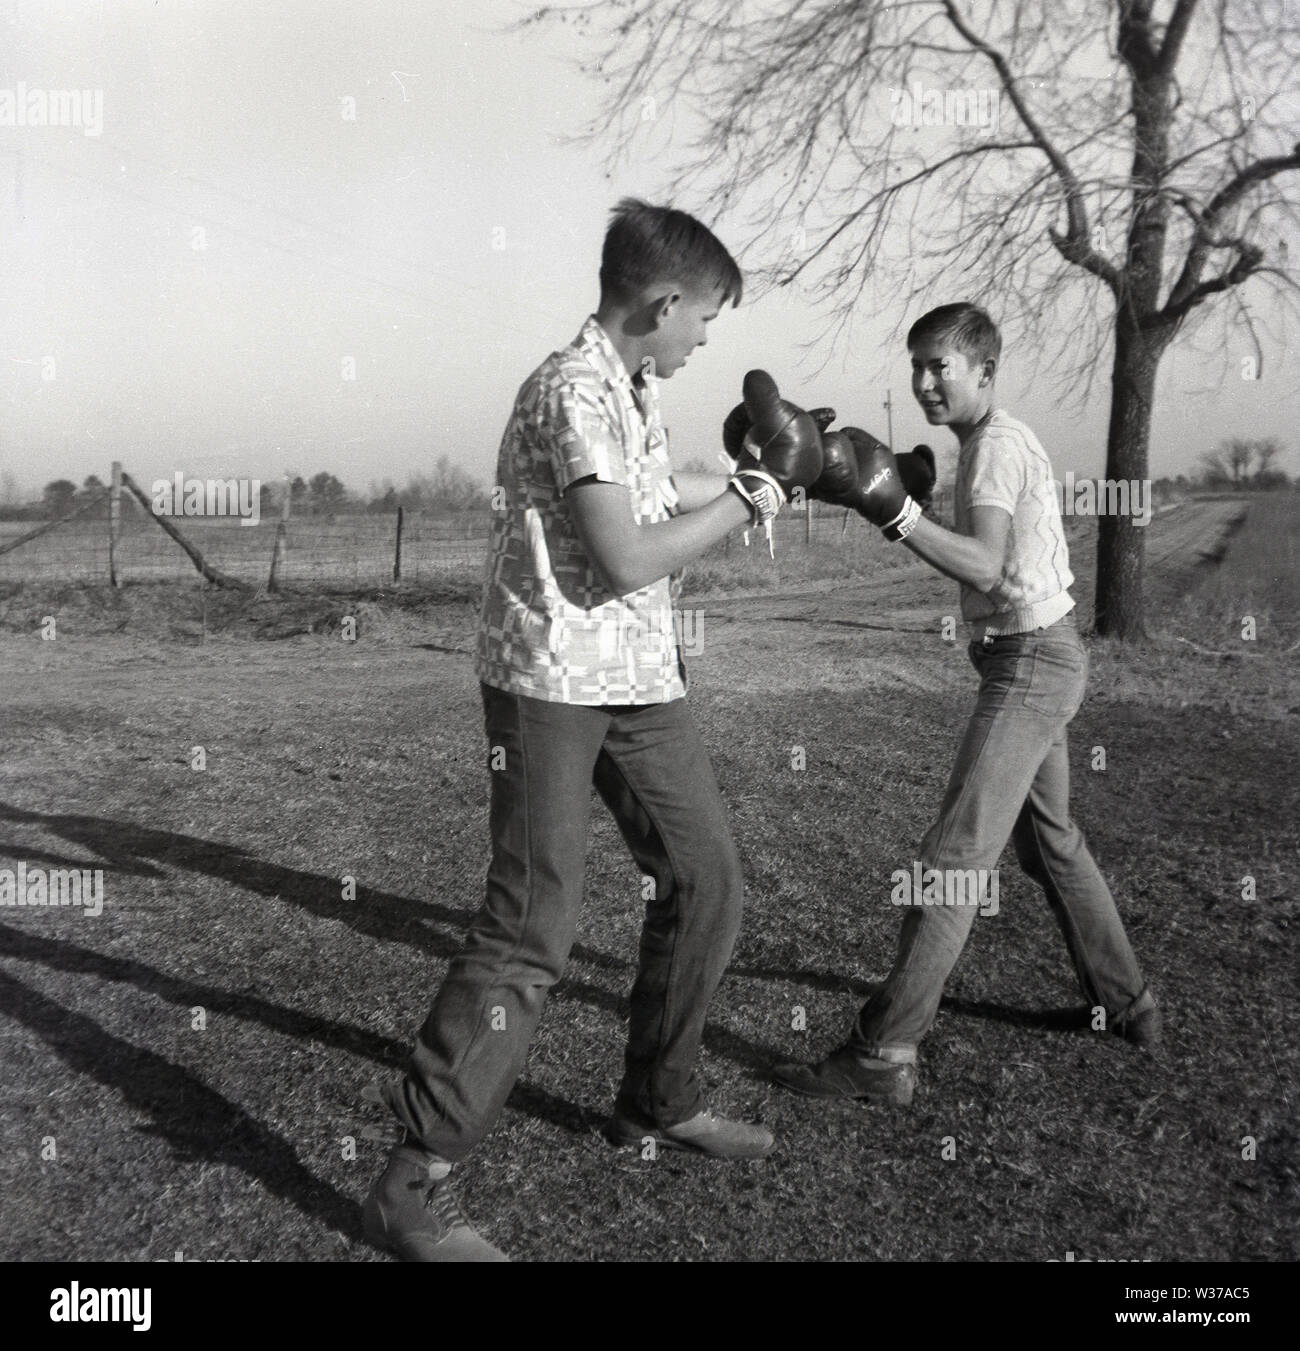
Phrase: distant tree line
[
  {"left": 1194, "top": 437, "right": 1289, "bottom": 492},
  {"left": 265, "top": 456, "right": 491, "bottom": 518},
  {"left": 3, "top": 454, "right": 491, "bottom": 521}
]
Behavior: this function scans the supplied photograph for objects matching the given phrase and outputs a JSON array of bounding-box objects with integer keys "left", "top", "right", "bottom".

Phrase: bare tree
[
  {"left": 1224, "top": 437, "right": 1257, "bottom": 486},
  {"left": 1251, "top": 436, "right": 1283, "bottom": 485},
  {"left": 428, "top": 455, "right": 487, "bottom": 513},
  {"left": 528, "top": 0, "right": 1300, "bottom": 638},
  {"left": 1201, "top": 435, "right": 1286, "bottom": 486}
]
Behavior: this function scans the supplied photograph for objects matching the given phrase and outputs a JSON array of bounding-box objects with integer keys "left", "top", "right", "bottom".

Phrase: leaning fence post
[
  {"left": 119, "top": 472, "right": 250, "bottom": 591},
  {"left": 109, "top": 460, "right": 122, "bottom": 587}
]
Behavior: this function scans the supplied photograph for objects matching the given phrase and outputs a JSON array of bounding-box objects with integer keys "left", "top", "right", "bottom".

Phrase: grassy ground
[{"left": 0, "top": 497, "right": 1295, "bottom": 1262}]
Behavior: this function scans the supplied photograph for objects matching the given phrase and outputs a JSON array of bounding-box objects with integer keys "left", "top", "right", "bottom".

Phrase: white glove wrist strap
[
  {"left": 729, "top": 470, "right": 785, "bottom": 526},
  {"left": 882, "top": 496, "right": 921, "bottom": 542}
]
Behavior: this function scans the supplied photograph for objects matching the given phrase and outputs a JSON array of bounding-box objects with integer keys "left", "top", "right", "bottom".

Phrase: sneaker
[
  {"left": 362, "top": 1143, "right": 509, "bottom": 1262},
  {"left": 606, "top": 1107, "right": 775, "bottom": 1159},
  {"left": 772, "top": 1046, "right": 917, "bottom": 1106}
]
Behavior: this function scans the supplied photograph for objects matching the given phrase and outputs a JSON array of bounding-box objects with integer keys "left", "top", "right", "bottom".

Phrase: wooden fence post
[
  {"left": 109, "top": 460, "right": 122, "bottom": 587},
  {"left": 268, "top": 475, "right": 291, "bottom": 593},
  {"left": 393, "top": 505, "right": 404, "bottom": 583}
]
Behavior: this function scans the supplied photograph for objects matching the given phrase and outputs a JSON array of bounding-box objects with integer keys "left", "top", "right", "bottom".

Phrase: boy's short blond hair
[{"left": 907, "top": 302, "right": 1001, "bottom": 366}]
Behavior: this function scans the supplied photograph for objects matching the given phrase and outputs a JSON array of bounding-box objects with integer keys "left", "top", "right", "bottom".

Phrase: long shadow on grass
[
  {"left": 0, "top": 923, "right": 629, "bottom": 1143},
  {"left": 0, "top": 801, "right": 619, "bottom": 972},
  {"left": 3, "top": 802, "right": 635, "bottom": 965},
  {"left": 0, "top": 921, "right": 406, "bottom": 1068},
  {"left": 0, "top": 838, "right": 167, "bottom": 878},
  {"left": 0, "top": 966, "right": 361, "bottom": 1247},
  {"left": 730, "top": 964, "right": 1091, "bottom": 1034},
  {"left": 0, "top": 804, "right": 790, "bottom": 1092}
]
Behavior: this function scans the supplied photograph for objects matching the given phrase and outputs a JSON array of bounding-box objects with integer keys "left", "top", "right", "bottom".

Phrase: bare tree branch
[
  {"left": 937, "top": 0, "right": 1123, "bottom": 294},
  {"left": 1157, "top": 0, "right": 1202, "bottom": 76},
  {"left": 1164, "top": 144, "right": 1300, "bottom": 316}
]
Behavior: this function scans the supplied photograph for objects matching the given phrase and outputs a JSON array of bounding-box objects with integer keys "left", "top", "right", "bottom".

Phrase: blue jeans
[
  {"left": 851, "top": 614, "right": 1148, "bottom": 1062},
  {"left": 382, "top": 684, "right": 745, "bottom": 1162}
]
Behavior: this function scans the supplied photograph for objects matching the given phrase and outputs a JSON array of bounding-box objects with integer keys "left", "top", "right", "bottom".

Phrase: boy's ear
[
  {"left": 651, "top": 286, "right": 683, "bottom": 323},
  {"left": 981, "top": 357, "right": 998, "bottom": 385}
]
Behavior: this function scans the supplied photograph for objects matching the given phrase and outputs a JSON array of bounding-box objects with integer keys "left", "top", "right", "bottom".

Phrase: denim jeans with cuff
[
  {"left": 382, "top": 683, "right": 745, "bottom": 1162},
  {"left": 851, "top": 613, "right": 1149, "bottom": 1063}
]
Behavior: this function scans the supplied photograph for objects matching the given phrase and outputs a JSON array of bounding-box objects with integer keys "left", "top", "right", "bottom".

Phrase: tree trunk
[
  {"left": 1094, "top": 319, "right": 1161, "bottom": 639},
  {"left": 1096, "top": 7, "right": 1178, "bottom": 641}
]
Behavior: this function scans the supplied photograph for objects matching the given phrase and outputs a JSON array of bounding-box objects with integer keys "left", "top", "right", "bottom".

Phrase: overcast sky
[{"left": 2, "top": 0, "right": 1296, "bottom": 501}]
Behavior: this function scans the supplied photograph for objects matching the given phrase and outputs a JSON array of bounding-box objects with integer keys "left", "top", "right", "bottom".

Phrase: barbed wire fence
[
  {"left": 0, "top": 464, "right": 952, "bottom": 589},
  {"left": 0, "top": 466, "right": 491, "bottom": 589}
]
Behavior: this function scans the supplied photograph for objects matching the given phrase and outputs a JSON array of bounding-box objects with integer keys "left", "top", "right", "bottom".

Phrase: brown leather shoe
[
  {"left": 606, "top": 1107, "right": 775, "bottom": 1159},
  {"left": 773, "top": 1046, "right": 916, "bottom": 1106}
]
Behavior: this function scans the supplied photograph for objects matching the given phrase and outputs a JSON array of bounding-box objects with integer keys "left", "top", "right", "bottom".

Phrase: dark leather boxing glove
[
  {"left": 843, "top": 429, "right": 936, "bottom": 515},
  {"left": 808, "top": 429, "right": 860, "bottom": 504},
  {"left": 841, "top": 425, "right": 890, "bottom": 467},
  {"left": 898, "top": 444, "right": 936, "bottom": 509},
  {"left": 721, "top": 400, "right": 781, "bottom": 524},
  {"left": 722, "top": 400, "right": 751, "bottom": 464},
  {"left": 846, "top": 430, "right": 922, "bottom": 541},
  {"left": 737, "top": 370, "right": 824, "bottom": 486},
  {"left": 723, "top": 401, "right": 835, "bottom": 461},
  {"left": 725, "top": 370, "right": 824, "bottom": 523}
]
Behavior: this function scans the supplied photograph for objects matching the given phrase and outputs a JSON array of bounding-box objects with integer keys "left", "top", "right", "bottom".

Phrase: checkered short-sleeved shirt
[{"left": 474, "top": 316, "right": 687, "bottom": 705}]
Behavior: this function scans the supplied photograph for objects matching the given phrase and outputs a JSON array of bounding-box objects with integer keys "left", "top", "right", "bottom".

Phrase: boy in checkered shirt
[{"left": 365, "top": 200, "right": 789, "bottom": 1262}]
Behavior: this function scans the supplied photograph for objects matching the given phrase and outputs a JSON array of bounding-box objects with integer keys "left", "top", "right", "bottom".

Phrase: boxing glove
[
  {"left": 840, "top": 429, "right": 935, "bottom": 510},
  {"left": 725, "top": 370, "right": 824, "bottom": 524},
  {"left": 722, "top": 400, "right": 751, "bottom": 464},
  {"left": 807, "top": 429, "right": 861, "bottom": 505},
  {"left": 848, "top": 432, "right": 922, "bottom": 541},
  {"left": 723, "top": 399, "right": 836, "bottom": 462},
  {"left": 898, "top": 443, "right": 937, "bottom": 509}
]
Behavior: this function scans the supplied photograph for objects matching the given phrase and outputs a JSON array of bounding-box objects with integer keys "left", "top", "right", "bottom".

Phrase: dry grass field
[{"left": 0, "top": 495, "right": 1295, "bottom": 1263}]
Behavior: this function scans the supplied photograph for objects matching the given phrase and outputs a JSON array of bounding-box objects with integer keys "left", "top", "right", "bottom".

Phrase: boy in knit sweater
[{"left": 775, "top": 302, "right": 1161, "bottom": 1107}]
